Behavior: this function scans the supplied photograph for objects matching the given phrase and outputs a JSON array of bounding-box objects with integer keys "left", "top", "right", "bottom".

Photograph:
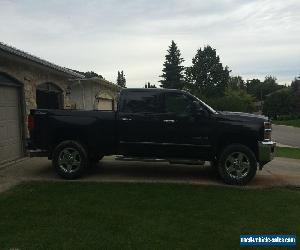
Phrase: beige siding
[{"left": 98, "top": 99, "right": 113, "bottom": 110}]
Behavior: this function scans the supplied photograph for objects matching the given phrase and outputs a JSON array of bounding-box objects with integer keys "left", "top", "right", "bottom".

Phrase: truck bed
[{"left": 29, "top": 109, "right": 117, "bottom": 157}]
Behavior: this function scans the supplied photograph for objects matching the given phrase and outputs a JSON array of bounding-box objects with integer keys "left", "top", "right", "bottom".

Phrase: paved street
[
  {"left": 273, "top": 124, "right": 300, "bottom": 147},
  {"left": 1, "top": 156, "right": 300, "bottom": 193}
]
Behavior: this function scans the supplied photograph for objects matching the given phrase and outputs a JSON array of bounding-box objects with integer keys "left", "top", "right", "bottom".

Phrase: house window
[{"left": 36, "top": 82, "right": 63, "bottom": 109}]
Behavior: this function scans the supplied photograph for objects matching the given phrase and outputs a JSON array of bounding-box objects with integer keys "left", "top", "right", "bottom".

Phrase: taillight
[
  {"left": 28, "top": 115, "right": 34, "bottom": 132},
  {"left": 264, "top": 121, "right": 272, "bottom": 141}
]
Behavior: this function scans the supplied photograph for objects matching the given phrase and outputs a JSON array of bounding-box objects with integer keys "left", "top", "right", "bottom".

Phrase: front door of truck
[
  {"left": 118, "top": 90, "right": 165, "bottom": 157},
  {"left": 161, "top": 91, "right": 214, "bottom": 159}
]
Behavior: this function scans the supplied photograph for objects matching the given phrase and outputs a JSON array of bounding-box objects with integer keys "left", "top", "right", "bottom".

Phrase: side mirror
[
  {"left": 198, "top": 107, "right": 209, "bottom": 117},
  {"left": 191, "top": 101, "right": 209, "bottom": 117}
]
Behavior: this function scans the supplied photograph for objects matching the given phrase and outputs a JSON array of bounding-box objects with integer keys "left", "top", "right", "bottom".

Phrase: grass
[
  {"left": 273, "top": 119, "right": 300, "bottom": 128},
  {"left": 276, "top": 147, "right": 300, "bottom": 160},
  {"left": 0, "top": 183, "right": 299, "bottom": 250}
]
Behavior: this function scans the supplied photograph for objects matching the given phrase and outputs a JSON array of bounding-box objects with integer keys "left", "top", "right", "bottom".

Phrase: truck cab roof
[{"left": 120, "top": 88, "right": 184, "bottom": 94}]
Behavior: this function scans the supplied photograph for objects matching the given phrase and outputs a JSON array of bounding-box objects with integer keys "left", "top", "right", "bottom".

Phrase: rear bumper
[
  {"left": 25, "top": 139, "right": 48, "bottom": 157},
  {"left": 258, "top": 140, "right": 276, "bottom": 168},
  {"left": 27, "top": 150, "right": 48, "bottom": 157},
  {"left": 26, "top": 138, "right": 36, "bottom": 151}
]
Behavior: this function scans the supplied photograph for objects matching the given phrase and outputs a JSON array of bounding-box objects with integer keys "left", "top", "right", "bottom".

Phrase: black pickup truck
[{"left": 27, "top": 88, "right": 276, "bottom": 185}]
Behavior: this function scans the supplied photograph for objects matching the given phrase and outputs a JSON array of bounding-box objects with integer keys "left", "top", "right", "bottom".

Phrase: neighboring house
[
  {"left": 69, "top": 77, "right": 121, "bottom": 111},
  {"left": 0, "top": 42, "right": 120, "bottom": 165}
]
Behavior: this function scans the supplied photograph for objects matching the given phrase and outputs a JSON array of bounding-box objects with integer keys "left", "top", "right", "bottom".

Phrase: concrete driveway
[
  {"left": 273, "top": 124, "right": 300, "bottom": 147},
  {"left": 0, "top": 156, "right": 300, "bottom": 192}
]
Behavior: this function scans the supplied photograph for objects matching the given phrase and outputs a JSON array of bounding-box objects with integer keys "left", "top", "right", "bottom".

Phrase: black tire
[
  {"left": 217, "top": 144, "right": 257, "bottom": 185},
  {"left": 52, "top": 140, "right": 88, "bottom": 179}
]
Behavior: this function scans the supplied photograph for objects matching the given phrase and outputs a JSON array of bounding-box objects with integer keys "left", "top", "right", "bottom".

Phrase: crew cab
[{"left": 27, "top": 88, "right": 276, "bottom": 185}]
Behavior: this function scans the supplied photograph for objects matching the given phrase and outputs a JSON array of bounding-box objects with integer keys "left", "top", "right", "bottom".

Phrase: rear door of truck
[{"left": 117, "top": 89, "right": 165, "bottom": 157}]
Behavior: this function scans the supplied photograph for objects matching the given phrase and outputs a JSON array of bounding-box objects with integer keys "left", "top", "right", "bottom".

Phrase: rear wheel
[
  {"left": 52, "top": 140, "right": 88, "bottom": 179},
  {"left": 218, "top": 144, "right": 257, "bottom": 185}
]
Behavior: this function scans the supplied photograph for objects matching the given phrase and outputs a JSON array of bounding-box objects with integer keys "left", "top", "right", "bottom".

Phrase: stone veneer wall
[
  {"left": 23, "top": 78, "right": 37, "bottom": 113},
  {"left": 0, "top": 51, "right": 77, "bottom": 137}
]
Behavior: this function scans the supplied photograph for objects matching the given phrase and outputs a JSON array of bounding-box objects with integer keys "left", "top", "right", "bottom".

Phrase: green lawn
[
  {"left": 276, "top": 147, "right": 300, "bottom": 160},
  {"left": 273, "top": 119, "right": 300, "bottom": 128},
  {"left": 0, "top": 183, "right": 299, "bottom": 250}
]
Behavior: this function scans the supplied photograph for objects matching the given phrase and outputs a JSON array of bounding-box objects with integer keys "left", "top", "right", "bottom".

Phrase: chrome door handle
[
  {"left": 163, "top": 119, "right": 175, "bottom": 123},
  {"left": 121, "top": 117, "right": 132, "bottom": 121}
]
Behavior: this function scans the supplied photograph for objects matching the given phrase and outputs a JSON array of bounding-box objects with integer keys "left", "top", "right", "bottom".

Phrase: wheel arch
[
  {"left": 216, "top": 133, "right": 258, "bottom": 161},
  {"left": 49, "top": 130, "right": 89, "bottom": 159}
]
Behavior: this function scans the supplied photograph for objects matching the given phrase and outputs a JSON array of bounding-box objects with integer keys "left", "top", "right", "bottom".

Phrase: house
[
  {"left": 0, "top": 42, "right": 120, "bottom": 165},
  {"left": 69, "top": 77, "right": 121, "bottom": 110}
]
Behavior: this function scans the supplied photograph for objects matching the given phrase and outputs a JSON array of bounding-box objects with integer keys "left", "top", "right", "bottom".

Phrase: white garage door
[
  {"left": 98, "top": 99, "right": 113, "bottom": 111},
  {"left": 0, "top": 85, "right": 23, "bottom": 164}
]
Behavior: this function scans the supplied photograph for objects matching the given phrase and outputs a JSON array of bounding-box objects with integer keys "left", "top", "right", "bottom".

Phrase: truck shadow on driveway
[
  {"left": 87, "top": 160, "right": 221, "bottom": 184},
  {"left": 2, "top": 157, "right": 223, "bottom": 186},
  {"left": 1, "top": 156, "right": 300, "bottom": 189}
]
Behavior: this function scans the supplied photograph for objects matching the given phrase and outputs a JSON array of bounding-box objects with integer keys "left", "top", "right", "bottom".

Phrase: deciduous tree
[{"left": 185, "top": 45, "right": 230, "bottom": 97}]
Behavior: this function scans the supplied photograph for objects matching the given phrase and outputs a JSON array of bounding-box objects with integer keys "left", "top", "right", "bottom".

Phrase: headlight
[{"left": 264, "top": 121, "right": 272, "bottom": 141}]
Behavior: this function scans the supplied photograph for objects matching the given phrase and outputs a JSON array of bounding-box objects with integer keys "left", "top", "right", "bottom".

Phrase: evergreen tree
[
  {"left": 246, "top": 79, "right": 262, "bottom": 100},
  {"left": 185, "top": 45, "right": 230, "bottom": 97},
  {"left": 121, "top": 71, "right": 126, "bottom": 88},
  {"left": 117, "top": 70, "right": 126, "bottom": 88},
  {"left": 117, "top": 71, "right": 121, "bottom": 86},
  {"left": 159, "top": 40, "right": 185, "bottom": 89},
  {"left": 291, "top": 76, "right": 300, "bottom": 92}
]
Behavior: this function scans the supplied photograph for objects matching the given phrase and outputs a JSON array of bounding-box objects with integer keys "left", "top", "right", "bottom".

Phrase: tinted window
[
  {"left": 123, "top": 91, "right": 160, "bottom": 113},
  {"left": 164, "top": 92, "right": 194, "bottom": 115}
]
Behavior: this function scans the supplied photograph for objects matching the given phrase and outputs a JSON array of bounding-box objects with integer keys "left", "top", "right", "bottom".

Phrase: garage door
[
  {"left": 98, "top": 98, "right": 113, "bottom": 110},
  {"left": 0, "top": 84, "right": 23, "bottom": 164}
]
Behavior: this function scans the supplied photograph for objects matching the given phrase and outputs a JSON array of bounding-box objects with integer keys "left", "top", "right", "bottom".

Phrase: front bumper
[{"left": 258, "top": 140, "right": 276, "bottom": 168}]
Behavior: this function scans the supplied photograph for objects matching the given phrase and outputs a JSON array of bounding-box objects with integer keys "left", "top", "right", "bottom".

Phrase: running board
[{"left": 114, "top": 156, "right": 205, "bottom": 165}]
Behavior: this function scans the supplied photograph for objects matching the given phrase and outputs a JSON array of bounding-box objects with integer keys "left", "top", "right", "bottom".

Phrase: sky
[{"left": 1, "top": 0, "right": 299, "bottom": 87}]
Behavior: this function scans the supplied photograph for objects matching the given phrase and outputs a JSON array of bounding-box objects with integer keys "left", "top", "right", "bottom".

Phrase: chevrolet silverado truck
[{"left": 27, "top": 88, "right": 276, "bottom": 185}]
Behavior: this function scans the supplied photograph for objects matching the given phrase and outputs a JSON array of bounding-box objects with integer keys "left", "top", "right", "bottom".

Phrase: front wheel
[
  {"left": 52, "top": 140, "right": 88, "bottom": 179},
  {"left": 217, "top": 144, "right": 257, "bottom": 185}
]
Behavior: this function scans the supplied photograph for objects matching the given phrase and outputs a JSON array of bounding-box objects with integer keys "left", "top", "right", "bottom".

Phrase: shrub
[
  {"left": 263, "top": 88, "right": 294, "bottom": 119},
  {"left": 205, "top": 88, "right": 255, "bottom": 113}
]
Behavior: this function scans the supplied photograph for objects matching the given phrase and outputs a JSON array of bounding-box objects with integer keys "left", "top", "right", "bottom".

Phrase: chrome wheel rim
[
  {"left": 225, "top": 152, "right": 250, "bottom": 180},
  {"left": 58, "top": 147, "right": 81, "bottom": 173}
]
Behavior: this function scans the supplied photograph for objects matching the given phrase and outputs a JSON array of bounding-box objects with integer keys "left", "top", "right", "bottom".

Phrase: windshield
[{"left": 187, "top": 93, "right": 218, "bottom": 114}]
